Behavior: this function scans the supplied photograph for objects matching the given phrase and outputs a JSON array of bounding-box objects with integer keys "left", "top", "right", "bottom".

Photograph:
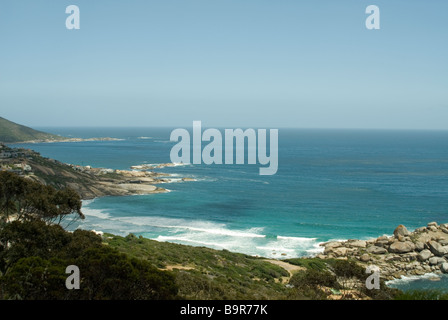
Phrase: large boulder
[
  {"left": 427, "top": 222, "right": 438, "bottom": 228},
  {"left": 417, "top": 249, "right": 432, "bottom": 261},
  {"left": 333, "top": 247, "right": 348, "bottom": 257},
  {"left": 441, "top": 263, "right": 448, "bottom": 274},
  {"left": 428, "top": 241, "right": 447, "bottom": 257},
  {"left": 367, "top": 246, "right": 388, "bottom": 254},
  {"left": 375, "top": 236, "right": 392, "bottom": 248},
  {"left": 393, "top": 225, "right": 411, "bottom": 238},
  {"left": 415, "top": 241, "right": 425, "bottom": 252},
  {"left": 359, "top": 254, "right": 370, "bottom": 262},
  {"left": 428, "top": 257, "right": 446, "bottom": 266},
  {"left": 323, "top": 241, "right": 342, "bottom": 249},
  {"left": 348, "top": 240, "right": 367, "bottom": 248},
  {"left": 414, "top": 227, "right": 427, "bottom": 233},
  {"left": 323, "top": 241, "right": 343, "bottom": 255},
  {"left": 389, "top": 241, "right": 415, "bottom": 254}
]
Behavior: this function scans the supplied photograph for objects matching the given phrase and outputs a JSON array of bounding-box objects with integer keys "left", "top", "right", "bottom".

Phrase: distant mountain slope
[{"left": 0, "top": 117, "right": 65, "bottom": 143}]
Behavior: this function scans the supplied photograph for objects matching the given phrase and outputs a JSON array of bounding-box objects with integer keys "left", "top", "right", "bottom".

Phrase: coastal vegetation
[{"left": 0, "top": 171, "right": 178, "bottom": 300}]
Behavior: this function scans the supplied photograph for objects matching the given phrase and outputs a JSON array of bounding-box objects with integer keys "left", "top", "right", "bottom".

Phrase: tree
[
  {"left": 0, "top": 219, "right": 72, "bottom": 274},
  {"left": 0, "top": 171, "right": 84, "bottom": 225},
  {"left": 0, "top": 256, "right": 68, "bottom": 300}
]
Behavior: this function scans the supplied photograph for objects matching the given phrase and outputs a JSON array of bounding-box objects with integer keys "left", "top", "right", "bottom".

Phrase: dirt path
[
  {"left": 160, "top": 265, "right": 195, "bottom": 271},
  {"left": 264, "top": 259, "right": 305, "bottom": 283}
]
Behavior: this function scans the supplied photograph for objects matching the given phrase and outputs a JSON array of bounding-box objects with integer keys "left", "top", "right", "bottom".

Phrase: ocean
[{"left": 11, "top": 127, "right": 448, "bottom": 291}]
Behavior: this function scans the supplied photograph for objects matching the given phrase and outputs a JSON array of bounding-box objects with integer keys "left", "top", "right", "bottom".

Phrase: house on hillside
[{"left": 0, "top": 151, "right": 13, "bottom": 159}]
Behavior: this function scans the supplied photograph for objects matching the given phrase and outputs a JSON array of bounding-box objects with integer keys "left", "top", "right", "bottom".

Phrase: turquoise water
[
  {"left": 386, "top": 273, "right": 448, "bottom": 293},
  {"left": 12, "top": 127, "right": 448, "bottom": 290}
]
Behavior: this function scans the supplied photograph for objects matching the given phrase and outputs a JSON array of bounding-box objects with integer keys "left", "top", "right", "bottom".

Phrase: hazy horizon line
[{"left": 33, "top": 125, "right": 448, "bottom": 132}]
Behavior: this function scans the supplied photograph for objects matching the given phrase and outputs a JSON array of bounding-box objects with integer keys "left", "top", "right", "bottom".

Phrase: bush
[
  {"left": 394, "top": 289, "right": 448, "bottom": 301},
  {"left": 0, "top": 220, "right": 179, "bottom": 300},
  {"left": 72, "top": 246, "right": 178, "bottom": 300},
  {"left": 288, "top": 268, "right": 338, "bottom": 300},
  {"left": 0, "top": 219, "right": 72, "bottom": 273},
  {"left": 0, "top": 256, "right": 68, "bottom": 300}
]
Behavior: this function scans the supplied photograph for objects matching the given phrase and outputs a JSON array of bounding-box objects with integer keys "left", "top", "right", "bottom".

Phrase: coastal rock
[
  {"left": 441, "top": 227, "right": 448, "bottom": 235},
  {"left": 366, "top": 246, "right": 388, "bottom": 254},
  {"left": 405, "top": 262, "right": 420, "bottom": 271},
  {"left": 415, "top": 241, "right": 425, "bottom": 252},
  {"left": 393, "top": 225, "right": 410, "bottom": 238},
  {"left": 313, "top": 222, "right": 448, "bottom": 282},
  {"left": 441, "top": 263, "right": 448, "bottom": 274},
  {"left": 402, "top": 252, "right": 418, "bottom": 262},
  {"left": 388, "top": 241, "right": 415, "bottom": 254},
  {"left": 417, "top": 249, "right": 432, "bottom": 262},
  {"left": 323, "top": 241, "right": 342, "bottom": 249},
  {"left": 375, "top": 236, "right": 392, "bottom": 248},
  {"left": 385, "top": 255, "right": 402, "bottom": 263},
  {"left": 332, "top": 247, "right": 348, "bottom": 257},
  {"left": 414, "top": 227, "right": 427, "bottom": 233},
  {"left": 428, "top": 257, "right": 446, "bottom": 266},
  {"left": 359, "top": 254, "right": 370, "bottom": 262},
  {"left": 323, "top": 242, "right": 343, "bottom": 255},
  {"left": 347, "top": 240, "right": 367, "bottom": 248},
  {"left": 428, "top": 241, "right": 447, "bottom": 257},
  {"left": 427, "top": 222, "right": 438, "bottom": 228}
]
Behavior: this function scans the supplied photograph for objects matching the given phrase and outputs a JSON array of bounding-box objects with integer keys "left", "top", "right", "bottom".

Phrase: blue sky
[{"left": 0, "top": 0, "right": 447, "bottom": 129}]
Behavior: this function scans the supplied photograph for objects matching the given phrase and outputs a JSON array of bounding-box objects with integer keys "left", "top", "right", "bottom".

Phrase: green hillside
[{"left": 0, "top": 117, "right": 65, "bottom": 143}]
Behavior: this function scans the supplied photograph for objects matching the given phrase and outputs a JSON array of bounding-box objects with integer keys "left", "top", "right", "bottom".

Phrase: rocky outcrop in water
[{"left": 318, "top": 222, "right": 448, "bottom": 280}]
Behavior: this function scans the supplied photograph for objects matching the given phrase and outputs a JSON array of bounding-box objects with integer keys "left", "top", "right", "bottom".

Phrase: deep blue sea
[{"left": 11, "top": 127, "right": 448, "bottom": 291}]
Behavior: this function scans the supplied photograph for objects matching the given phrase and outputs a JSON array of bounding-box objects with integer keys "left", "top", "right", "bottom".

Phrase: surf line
[{"left": 170, "top": 121, "right": 278, "bottom": 175}]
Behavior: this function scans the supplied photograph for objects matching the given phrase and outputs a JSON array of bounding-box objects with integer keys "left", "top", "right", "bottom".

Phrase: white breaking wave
[
  {"left": 306, "top": 242, "right": 325, "bottom": 255},
  {"left": 115, "top": 216, "right": 266, "bottom": 239},
  {"left": 155, "top": 236, "right": 228, "bottom": 248},
  {"left": 277, "top": 235, "right": 317, "bottom": 241},
  {"left": 385, "top": 272, "right": 442, "bottom": 287},
  {"left": 76, "top": 203, "right": 320, "bottom": 258},
  {"left": 81, "top": 200, "right": 111, "bottom": 219}
]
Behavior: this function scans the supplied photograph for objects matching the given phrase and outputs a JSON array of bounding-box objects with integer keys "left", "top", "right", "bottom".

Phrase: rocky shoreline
[
  {"left": 63, "top": 168, "right": 174, "bottom": 199},
  {"left": 1, "top": 144, "right": 194, "bottom": 200},
  {"left": 317, "top": 222, "right": 448, "bottom": 281},
  {"left": 43, "top": 163, "right": 196, "bottom": 200}
]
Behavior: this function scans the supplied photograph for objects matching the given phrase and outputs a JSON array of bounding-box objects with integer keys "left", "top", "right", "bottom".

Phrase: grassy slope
[
  {"left": 104, "top": 234, "right": 409, "bottom": 300},
  {"left": 105, "top": 233, "right": 295, "bottom": 300},
  {"left": 0, "top": 117, "right": 65, "bottom": 143}
]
